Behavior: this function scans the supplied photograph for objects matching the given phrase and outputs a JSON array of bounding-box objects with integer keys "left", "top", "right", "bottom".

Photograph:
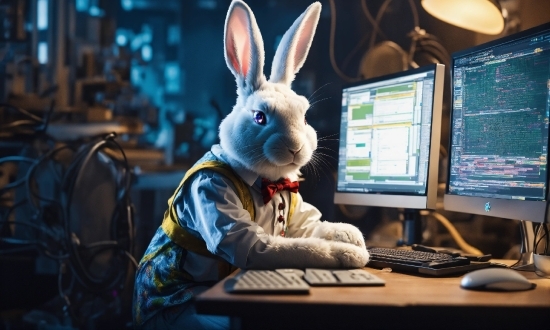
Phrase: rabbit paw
[
  {"left": 312, "top": 221, "right": 366, "bottom": 248},
  {"left": 330, "top": 241, "right": 370, "bottom": 268}
]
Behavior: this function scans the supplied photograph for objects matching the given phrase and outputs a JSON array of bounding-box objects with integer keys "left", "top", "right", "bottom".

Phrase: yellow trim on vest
[
  {"left": 288, "top": 192, "right": 297, "bottom": 226},
  {"left": 160, "top": 159, "right": 299, "bottom": 279},
  {"left": 161, "top": 214, "right": 213, "bottom": 257},
  {"left": 161, "top": 160, "right": 255, "bottom": 278}
]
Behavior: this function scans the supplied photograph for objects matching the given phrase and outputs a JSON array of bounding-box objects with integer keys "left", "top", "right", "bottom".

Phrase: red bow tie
[{"left": 261, "top": 178, "right": 299, "bottom": 204}]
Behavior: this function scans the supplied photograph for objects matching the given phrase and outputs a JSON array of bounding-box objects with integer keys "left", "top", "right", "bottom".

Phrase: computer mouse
[{"left": 460, "top": 268, "right": 536, "bottom": 291}]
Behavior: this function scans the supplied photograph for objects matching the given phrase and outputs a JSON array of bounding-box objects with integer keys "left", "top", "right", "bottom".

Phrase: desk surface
[{"left": 196, "top": 261, "right": 550, "bottom": 329}]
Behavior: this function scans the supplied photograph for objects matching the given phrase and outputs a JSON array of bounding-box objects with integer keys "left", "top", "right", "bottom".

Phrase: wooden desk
[{"left": 196, "top": 262, "right": 550, "bottom": 330}]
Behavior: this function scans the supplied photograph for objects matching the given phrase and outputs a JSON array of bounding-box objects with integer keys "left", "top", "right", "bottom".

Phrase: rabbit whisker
[
  {"left": 309, "top": 153, "right": 335, "bottom": 182},
  {"left": 248, "top": 152, "right": 267, "bottom": 166},
  {"left": 302, "top": 161, "right": 318, "bottom": 181},
  {"left": 306, "top": 154, "right": 322, "bottom": 180},
  {"left": 241, "top": 148, "right": 262, "bottom": 159},
  {"left": 308, "top": 97, "right": 331, "bottom": 110},
  {"left": 307, "top": 82, "right": 333, "bottom": 103},
  {"left": 317, "top": 133, "right": 339, "bottom": 142},
  {"left": 314, "top": 151, "right": 337, "bottom": 162},
  {"left": 236, "top": 145, "right": 263, "bottom": 158},
  {"left": 315, "top": 146, "right": 336, "bottom": 152}
]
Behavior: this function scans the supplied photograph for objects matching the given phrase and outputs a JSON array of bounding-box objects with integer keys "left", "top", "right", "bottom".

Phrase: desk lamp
[{"left": 421, "top": 0, "right": 505, "bottom": 35}]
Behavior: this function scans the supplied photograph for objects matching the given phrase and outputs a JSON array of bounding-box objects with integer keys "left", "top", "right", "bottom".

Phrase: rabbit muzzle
[{"left": 265, "top": 136, "right": 311, "bottom": 167}]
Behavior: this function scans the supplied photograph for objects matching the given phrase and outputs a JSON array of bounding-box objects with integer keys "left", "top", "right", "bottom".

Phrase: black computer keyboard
[{"left": 367, "top": 247, "right": 490, "bottom": 276}]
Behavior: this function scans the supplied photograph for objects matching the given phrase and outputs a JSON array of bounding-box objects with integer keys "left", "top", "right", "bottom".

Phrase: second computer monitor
[
  {"left": 334, "top": 64, "right": 445, "bottom": 210},
  {"left": 444, "top": 22, "right": 550, "bottom": 224}
]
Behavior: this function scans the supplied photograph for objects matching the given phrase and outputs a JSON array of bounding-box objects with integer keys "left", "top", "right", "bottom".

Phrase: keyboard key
[
  {"left": 224, "top": 269, "right": 310, "bottom": 294},
  {"left": 304, "top": 268, "right": 385, "bottom": 286}
]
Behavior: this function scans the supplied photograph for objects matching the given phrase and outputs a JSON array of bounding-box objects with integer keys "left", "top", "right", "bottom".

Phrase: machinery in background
[
  {"left": 0, "top": 0, "right": 196, "bottom": 169},
  {"left": 0, "top": 129, "right": 136, "bottom": 329},
  {"left": 0, "top": 0, "right": 188, "bottom": 328}
]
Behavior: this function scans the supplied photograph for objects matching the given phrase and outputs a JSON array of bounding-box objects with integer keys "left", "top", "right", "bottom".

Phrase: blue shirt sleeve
[{"left": 173, "top": 170, "right": 262, "bottom": 268}]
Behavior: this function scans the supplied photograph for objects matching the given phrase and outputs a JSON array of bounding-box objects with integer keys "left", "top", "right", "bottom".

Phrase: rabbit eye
[{"left": 253, "top": 111, "right": 266, "bottom": 125}]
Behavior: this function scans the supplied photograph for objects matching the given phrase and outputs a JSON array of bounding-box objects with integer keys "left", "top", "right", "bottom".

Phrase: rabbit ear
[
  {"left": 269, "top": 2, "right": 321, "bottom": 85},
  {"left": 224, "top": 1, "right": 265, "bottom": 94}
]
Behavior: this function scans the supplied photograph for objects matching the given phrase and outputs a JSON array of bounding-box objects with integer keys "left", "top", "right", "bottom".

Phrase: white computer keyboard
[
  {"left": 224, "top": 269, "right": 310, "bottom": 293},
  {"left": 304, "top": 268, "right": 386, "bottom": 286},
  {"left": 224, "top": 268, "right": 385, "bottom": 294}
]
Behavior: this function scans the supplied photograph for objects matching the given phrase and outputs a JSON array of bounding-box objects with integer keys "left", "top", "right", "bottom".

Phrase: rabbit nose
[{"left": 288, "top": 147, "right": 302, "bottom": 155}]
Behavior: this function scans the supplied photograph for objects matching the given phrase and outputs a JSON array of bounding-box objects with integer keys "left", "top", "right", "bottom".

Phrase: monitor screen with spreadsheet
[
  {"left": 444, "top": 22, "right": 550, "bottom": 224},
  {"left": 334, "top": 64, "right": 445, "bottom": 210}
]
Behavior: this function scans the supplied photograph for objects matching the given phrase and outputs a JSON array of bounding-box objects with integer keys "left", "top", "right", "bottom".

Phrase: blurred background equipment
[{"left": 0, "top": 132, "right": 136, "bottom": 329}]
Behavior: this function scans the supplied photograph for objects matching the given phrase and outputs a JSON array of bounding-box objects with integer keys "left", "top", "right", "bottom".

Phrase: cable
[
  {"left": 407, "top": 0, "right": 419, "bottom": 29},
  {"left": 536, "top": 200, "right": 550, "bottom": 255},
  {"left": 429, "top": 211, "right": 484, "bottom": 255},
  {"left": 0, "top": 156, "right": 36, "bottom": 164},
  {"left": 0, "top": 237, "right": 68, "bottom": 260},
  {"left": 0, "top": 102, "right": 43, "bottom": 122},
  {"left": 341, "top": 33, "right": 369, "bottom": 73},
  {"left": 366, "top": 0, "right": 421, "bottom": 52},
  {"left": 25, "top": 145, "right": 76, "bottom": 211},
  {"left": 57, "top": 261, "right": 83, "bottom": 329},
  {"left": 41, "top": 100, "right": 55, "bottom": 133},
  {"left": 337, "top": 0, "right": 387, "bottom": 72},
  {"left": 328, "top": 0, "right": 359, "bottom": 82},
  {"left": 82, "top": 241, "right": 138, "bottom": 269},
  {"left": 0, "top": 200, "right": 31, "bottom": 223},
  {"left": 368, "top": 0, "right": 393, "bottom": 50},
  {"left": 0, "top": 156, "right": 37, "bottom": 195},
  {"left": 1, "top": 132, "right": 135, "bottom": 324},
  {"left": 0, "top": 119, "right": 41, "bottom": 129},
  {"left": 330, "top": 0, "right": 406, "bottom": 81},
  {"left": 0, "top": 219, "right": 57, "bottom": 239},
  {"left": 330, "top": 0, "right": 427, "bottom": 81},
  {"left": 406, "top": 27, "right": 451, "bottom": 69},
  {"left": 534, "top": 222, "right": 549, "bottom": 255},
  {"left": 360, "top": 0, "right": 387, "bottom": 42},
  {"left": 62, "top": 133, "right": 134, "bottom": 292},
  {"left": 0, "top": 101, "right": 56, "bottom": 138},
  {"left": 0, "top": 201, "right": 69, "bottom": 261},
  {"left": 2, "top": 134, "right": 133, "bottom": 292},
  {"left": 0, "top": 196, "right": 69, "bottom": 260}
]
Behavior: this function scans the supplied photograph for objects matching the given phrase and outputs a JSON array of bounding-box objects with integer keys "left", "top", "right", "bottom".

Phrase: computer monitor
[
  {"left": 334, "top": 64, "right": 445, "bottom": 245},
  {"left": 444, "top": 22, "right": 550, "bottom": 269}
]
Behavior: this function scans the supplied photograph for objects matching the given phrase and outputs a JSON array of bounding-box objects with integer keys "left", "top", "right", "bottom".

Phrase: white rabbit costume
[{"left": 133, "top": 1, "right": 369, "bottom": 328}]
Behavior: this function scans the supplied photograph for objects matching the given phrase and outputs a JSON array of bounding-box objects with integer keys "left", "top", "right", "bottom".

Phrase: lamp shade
[{"left": 421, "top": 0, "right": 504, "bottom": 35}]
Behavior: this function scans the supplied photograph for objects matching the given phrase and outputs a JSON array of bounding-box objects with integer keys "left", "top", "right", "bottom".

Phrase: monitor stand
[
  {"left": 511, "top": 220, "right": 535, "bottom": 271},
  {"left": 398, "top": 208, "right": 423, "bottom": 246}
]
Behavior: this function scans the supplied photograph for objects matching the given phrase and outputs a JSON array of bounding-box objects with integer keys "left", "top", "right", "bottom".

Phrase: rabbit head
[{"left": 219, "top": 0, "right": 322, "bottom": 182}]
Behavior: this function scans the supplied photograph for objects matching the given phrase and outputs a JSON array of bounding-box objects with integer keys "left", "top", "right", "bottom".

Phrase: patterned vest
[{"left": 160, "top": 153, "right": 297, "bottom": 278}]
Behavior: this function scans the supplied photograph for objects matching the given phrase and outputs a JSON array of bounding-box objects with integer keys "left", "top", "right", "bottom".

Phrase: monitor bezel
[
  {"left": 444, "top": 22, "right": 550, "bottom": 223},
  {"left": 334, "top": 63, "right": 445, "bottom": 210}
]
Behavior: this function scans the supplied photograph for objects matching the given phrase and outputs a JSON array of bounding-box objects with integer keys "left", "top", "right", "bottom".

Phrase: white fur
[
  {"left": 311, "top": 221, "right": 367, "bottom": 249},
  {"left": 221, "top": 0, "right": 321, "bottom": 182},
  {"left": 260, "top": 235, "right": 369, "bottom": 269},
  {"left": 221, "top": 1, "right": 370, "bottom": 269},
  {"left": 270, "top": 1, "right": 321, "bottom": 85}
]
